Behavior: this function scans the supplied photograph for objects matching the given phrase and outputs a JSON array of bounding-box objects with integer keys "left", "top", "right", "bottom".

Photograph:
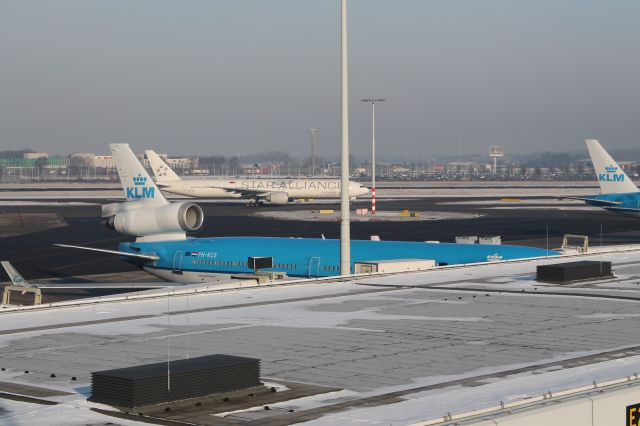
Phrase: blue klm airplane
[
  {"left": 57, "top": 144, "right": 557, "bottom": 283},
  {"left": 568, "top": 139, "right": 640, "bottom": 214}
]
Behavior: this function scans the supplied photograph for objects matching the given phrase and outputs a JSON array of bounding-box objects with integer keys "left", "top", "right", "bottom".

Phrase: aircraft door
[
  {"left": 173, "top": 251, "right": 183, "bottom": 274},
  {"left": 308, "top": 256, "right": 321, "bottom": 278}
]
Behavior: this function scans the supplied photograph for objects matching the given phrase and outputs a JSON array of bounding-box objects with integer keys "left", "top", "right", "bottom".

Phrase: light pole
[
  {"left": 339, "top": 0, "right": 350, "bottom": 276},
  {"left": 361, "top": 97, "right": 385, "bottom": 215},
  {"left": 308, "top": 128, "right": 318, "bottom": 176}
]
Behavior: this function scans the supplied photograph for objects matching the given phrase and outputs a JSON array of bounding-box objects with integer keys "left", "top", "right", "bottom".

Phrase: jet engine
[
  {"left": 106, "top": 202, "right": 204, "bottom": 237},
  {"left": 265, "top": 191, "right": 289, "bottom": 205}
]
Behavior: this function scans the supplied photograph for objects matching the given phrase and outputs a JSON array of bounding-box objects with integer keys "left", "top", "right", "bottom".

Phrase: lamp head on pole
[{"left": 361, "top": 98, "right": 386, "bottom": 104}]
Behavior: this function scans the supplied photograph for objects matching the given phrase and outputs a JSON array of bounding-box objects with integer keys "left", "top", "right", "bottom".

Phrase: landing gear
[{"left": 245, "top": 198, "right": 266, "bottom": 207}]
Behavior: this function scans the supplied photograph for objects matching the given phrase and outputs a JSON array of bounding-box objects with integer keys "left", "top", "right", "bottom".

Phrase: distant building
[
  {"left": 242, "top": 164, "right": 261, "bottom": 175},
  {"left": 23, "top": 152, "right": 48, "bottom": 160},
  {"left": 94, "top": 155, "right": 114, "bottom": 169},
  {"left": 71, "top": 153, "right": 96, "bottom": 163},
  {"left": 167, "top": 158, "right": 192, "bottom": 169},
  {"left": 618, "top": 161, "right": 636, "bottom": 171},
  {"left": 392, "top": 165, "right": 411, "bottom": 174}
]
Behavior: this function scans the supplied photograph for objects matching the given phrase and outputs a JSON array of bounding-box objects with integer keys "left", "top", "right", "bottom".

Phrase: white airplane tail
[
  {"left": 585, "top": 139, "right": 638, "bottom": 194},
  {"left": 145, "top": 149, "right": 181, "bottom": 184},
  {"left": 110, "top": 144, "right": 167, "bottom": 205},
  {"left": 1, "top": 261, "right": 32, "bottom": 288}
]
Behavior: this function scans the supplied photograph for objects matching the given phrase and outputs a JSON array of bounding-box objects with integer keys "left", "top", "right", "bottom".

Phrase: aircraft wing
[
  {"left": 561, "top": 196, "right": 623, "bottom": 206},
  {"left": 54, "top": 244, "right": 160, "bottom": 261},
  {"left": 214, "top": 187, "right": 273, "bottom": 198},
  {"left": 33, "top": 283, "right": 171, "bottom": 290},
  {"left": 1, "top": 261, "right": 33, "bottom": 288}
]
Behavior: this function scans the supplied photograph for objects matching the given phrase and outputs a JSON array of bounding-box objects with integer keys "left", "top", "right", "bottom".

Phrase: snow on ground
[
  {"left": 1, "top": 249, "right": 640, "bottom": 424},
  {"left": 301, "top": 354, "right": 640, "bottom": 425}
]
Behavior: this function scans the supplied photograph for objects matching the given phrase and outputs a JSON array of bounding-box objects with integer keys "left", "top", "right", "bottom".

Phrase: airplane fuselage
[
  {"left": 119, "top": 236, "right": 557, "bottom": 283},
  {"left": 158, "top": 178, "right": 368, "bottom": 199}
]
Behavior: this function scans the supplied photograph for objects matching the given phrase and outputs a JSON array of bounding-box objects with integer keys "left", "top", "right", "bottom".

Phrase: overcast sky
[{"left": 1, "top": 1, "right": 639, "bottom": 159}]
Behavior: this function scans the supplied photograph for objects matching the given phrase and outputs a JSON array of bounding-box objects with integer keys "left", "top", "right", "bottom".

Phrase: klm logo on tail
[
  {"left": 126, "top": 174, "right": 155, "bottom": 199},
  {"left": 598, "top": 165, "right": 625, "bottom": 183}
]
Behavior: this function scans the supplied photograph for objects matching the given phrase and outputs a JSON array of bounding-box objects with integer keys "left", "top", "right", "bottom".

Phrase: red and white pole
[
  {"left": 362, "top": 97, "right": 385, "bottom": 215},
  {"left": 371, "top": 187, "right": 376, "bottom": 215},
  {"left": 371, "top": 101, "right": 376, "bottom": 215}
]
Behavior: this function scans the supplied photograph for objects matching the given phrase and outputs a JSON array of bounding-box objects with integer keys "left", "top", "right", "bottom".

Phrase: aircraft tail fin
[
  {"left": 1, "top": 261, "right": 33, "bottom": 288},
  {"left": 145, "top": 150, "right": 181, "bottom": 183},
  {"left": 585, "top": 139, "right": 638, "bottom": 194},
  {"left": 110, "top": 144, "right": 167, "bottom": 205}
]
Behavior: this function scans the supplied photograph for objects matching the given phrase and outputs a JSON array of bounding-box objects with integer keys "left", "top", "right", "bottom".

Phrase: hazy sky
[{"left": 1, "top": 1, "right": 639, "bottom": 159}]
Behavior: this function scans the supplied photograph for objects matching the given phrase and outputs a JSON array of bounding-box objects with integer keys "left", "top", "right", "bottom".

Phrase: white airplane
[{"left": 145, "top": 149, "right": 369, "bottom": 206}]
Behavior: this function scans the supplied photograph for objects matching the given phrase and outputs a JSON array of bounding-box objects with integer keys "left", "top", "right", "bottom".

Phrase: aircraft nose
[{"left": 348, "top": 182, "right": 369, "bottom": 196}]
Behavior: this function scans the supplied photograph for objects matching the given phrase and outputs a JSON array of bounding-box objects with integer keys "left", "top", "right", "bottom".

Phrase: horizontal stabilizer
[
  {"left": 54, "top": 244, "right": 160, "bottom": 261},
  {"left": 562, "top": 196, "right": 623, "bottom": 206}
]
